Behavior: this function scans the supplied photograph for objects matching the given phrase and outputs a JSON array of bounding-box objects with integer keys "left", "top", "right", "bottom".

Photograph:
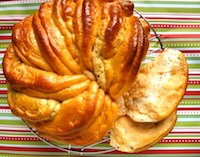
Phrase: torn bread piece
[
  {"left": 121, "top": 48, "right": 188, "bottom": 122},
  {"left": 110, "top": 111, "right": 177, "bottom": 153}
]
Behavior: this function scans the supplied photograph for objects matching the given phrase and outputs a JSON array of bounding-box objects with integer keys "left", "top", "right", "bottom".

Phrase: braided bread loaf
[{"left": 3, "top": 0, "right": 149, "bottom": 146}]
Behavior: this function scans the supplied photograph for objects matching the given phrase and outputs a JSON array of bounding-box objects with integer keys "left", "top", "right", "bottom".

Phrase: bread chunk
[
  {"left": 121, "top": 48, "right": 188, "bottom": 122},
  {"left": 3, "top": 0, "right": 148, "bottom": 146},
  {"left": 110, "top": 111, "right": 177, "bottom": 153}
]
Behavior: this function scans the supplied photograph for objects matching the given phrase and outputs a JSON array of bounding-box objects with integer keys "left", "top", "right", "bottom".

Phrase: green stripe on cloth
[
  {"left": 0, "top": 3, "right": 41, "bottom": 8},
  {"left": 0, "top": 10, "right": 37, "bottom": 15}
]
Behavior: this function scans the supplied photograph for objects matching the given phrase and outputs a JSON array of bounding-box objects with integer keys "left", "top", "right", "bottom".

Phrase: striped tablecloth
[{"left": 0, "top": 0, "right": 200, "bottom": 156}]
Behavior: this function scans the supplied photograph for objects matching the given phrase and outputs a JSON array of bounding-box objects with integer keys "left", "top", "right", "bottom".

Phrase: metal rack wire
[
  {"left": 23, "top": 9, "right": 165, "bottom": 156},
  {"left": 134, "top": 9, "right": 165, "bottom": 52}
]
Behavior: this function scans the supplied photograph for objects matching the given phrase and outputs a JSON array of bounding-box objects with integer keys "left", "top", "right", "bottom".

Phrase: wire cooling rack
[{"left": 23, "top": 9, "right": 165, "bottom": 156}]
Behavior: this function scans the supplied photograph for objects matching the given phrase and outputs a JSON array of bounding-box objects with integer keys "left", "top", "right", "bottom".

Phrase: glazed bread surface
[{"left": 3, "top": 0, "right": 149, "bottom": 146}]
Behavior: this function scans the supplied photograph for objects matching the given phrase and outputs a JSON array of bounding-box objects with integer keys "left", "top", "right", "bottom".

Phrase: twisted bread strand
[{"left": 3, "top": 0, "right": 149, "bottom": 145}]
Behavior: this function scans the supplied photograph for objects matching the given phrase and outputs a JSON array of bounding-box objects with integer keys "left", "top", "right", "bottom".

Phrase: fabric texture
[{"left": 0, "top": 0, "right": 200, "bottom": 156}]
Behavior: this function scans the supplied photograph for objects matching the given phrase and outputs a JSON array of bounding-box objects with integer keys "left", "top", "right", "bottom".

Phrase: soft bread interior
[
  {"left": 111, "top": 48, "right": 188, "bottom": 152},
  {"left": 117, "top": 48, "right": 188, "bottom": 122}
]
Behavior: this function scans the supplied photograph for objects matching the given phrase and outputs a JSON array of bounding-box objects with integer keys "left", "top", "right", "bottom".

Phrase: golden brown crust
[
  {"left": 3, "top": 0, "right": 149, "bottom": 146},
  {"left": 110, "top": 111, "right": 177, "bottom": 153},
  {"left": 8, "top": 89, "right": 61, "bottom": 122}
]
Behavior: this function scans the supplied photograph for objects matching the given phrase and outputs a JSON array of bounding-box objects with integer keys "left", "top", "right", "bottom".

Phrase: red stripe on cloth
[
  {"left": 152, "top": 24, "right": 200, "bottom": 29},
  {"left": 0, "top": 146, "right": 62, "bottom": 152},
  {"left": 0, "top": 19, "right": 20, "bottom": 22},
  {"left": 0, "top": 80, "right": 6, "bottom": 84},
  {"left": 178, "top": 107, "right": 200, "bottom": 110},
  {"left": 0, "top": 26, "right": 13, "bottom": 30},
  {"left": 171, "top": 131, "right": 200, "bottom": 134},
  {"left": 160, "top": 139, "right": 200, "bottom": 143},
  {"left": 0, "top": 136, "right": 40, "bottom": 141},
  {"left": 160, "top": 34, "right": 200, "bottom": 38},
  {"left": 181, "top": 50, "right": 200, "bottom": 53},
  {"left": 147, "top": 17, "right": 200, "bottom": 20},
  {"left": 0, "top": 129, "right": 29, "bottom": 132},
  {"left": 0, "top": 90, "right": 7, "bottom": 94},
  {"left": 0, "top": 51, "right": 6, "bottom": 54},
  {"left": 150, "top": 34, "right": 200, "bottom": 38},
  {"left": 185, "top": 91, "right": 200, "bottom": 96},
  {"left": 0, "top": 146, "right": 109, "bottom": 154},
  {"left": 188, "top": 81, "right": 200, "bottom": 85},
  {"left": 109, "top": 149, "right": 200, "bottom": 154},
  {"left": 188, "top": 74, "right": 200, "bottom": 77},
  {"left": 141, "top": 150, "right": 200, "bottom": 154},
  {"left": 0, "top": 36, "right": 11, "bottom": 40},
  {"left": 0, "top": 106, "right": 10, "bottom": 109}
]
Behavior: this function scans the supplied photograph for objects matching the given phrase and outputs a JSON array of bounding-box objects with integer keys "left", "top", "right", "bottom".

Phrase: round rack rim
[
  {"left": 134, "top": 9, "right": 165, "bottom": 53},
  {"left": 23, "top": 9, "right": 165, "bottom": 156}
]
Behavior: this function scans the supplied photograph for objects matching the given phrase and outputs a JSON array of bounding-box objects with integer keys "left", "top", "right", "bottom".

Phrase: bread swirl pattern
[{"left": 3, "top": 0, "right": 149, "bottom": 146}]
